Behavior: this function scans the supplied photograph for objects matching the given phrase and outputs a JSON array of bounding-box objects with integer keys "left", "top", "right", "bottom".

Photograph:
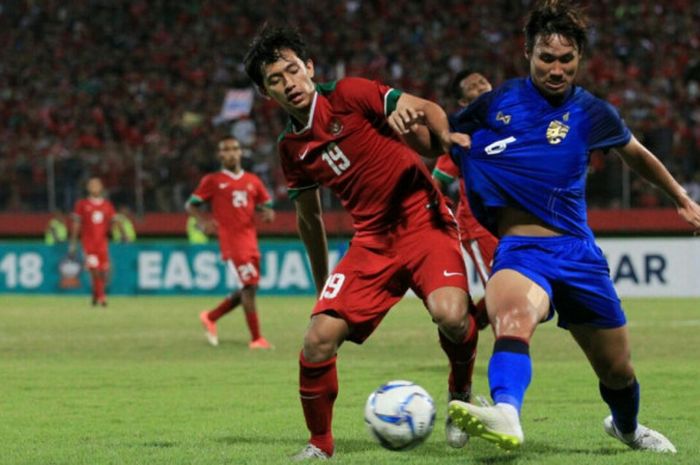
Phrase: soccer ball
[{"left": 364, "top": 380, "right": 436, "bottom": 451}]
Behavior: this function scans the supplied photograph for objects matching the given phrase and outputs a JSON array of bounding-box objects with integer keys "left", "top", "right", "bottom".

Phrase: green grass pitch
[{"left": 1, "top": 295, "right": 697, "bottom": 465}]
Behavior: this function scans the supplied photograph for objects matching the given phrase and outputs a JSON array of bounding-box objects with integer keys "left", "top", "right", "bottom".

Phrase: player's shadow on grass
[
  {"left": 524, "top": 440, "right": 628, "bottom": 456},
  {"left": 336, "top": 438, "right": 629, "bottom": 462},
  {"left": 215, "top": 434, "right": 300, "bottom": 447}
]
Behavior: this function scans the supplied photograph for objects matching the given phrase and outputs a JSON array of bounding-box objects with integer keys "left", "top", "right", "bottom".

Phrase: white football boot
[
  {"left": 445, "top": 392, "right": 470, "bottom": 448},
  {"left": 290, "top": 443, "right": 330, "bottom": 461},
  {"left": 603, "top": 416, "right": 677, "bottom": 453},
  {"left": 448, "top": 400, "right": 523, "bottom": 451}
]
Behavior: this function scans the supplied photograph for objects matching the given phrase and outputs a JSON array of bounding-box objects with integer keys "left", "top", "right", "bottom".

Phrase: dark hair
[
  {"left": 524, "top": 0, "right": 588, "bottom": 55},
  {"left": 244, "top": 25, "right": 310, "bottom": 89},
  {"left": 449, "top": 69, "right": 475, "bottom": 101},
  {"left": 219, "top": 135, "right": 238, "bottom": 145}
]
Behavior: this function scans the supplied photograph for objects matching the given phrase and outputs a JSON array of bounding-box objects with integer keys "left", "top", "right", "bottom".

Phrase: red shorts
[
  {"left": 83, "top": 248, "right": 109, "bottom": 271},
  {"left": 226, "top": 254, "right": 261, "bottom": 287},
  {"left": 313, "top": 223, "right": 468, "bottom": 343},
  {"left": 461, "top": 233, "right": 498, "bottom": 286}
]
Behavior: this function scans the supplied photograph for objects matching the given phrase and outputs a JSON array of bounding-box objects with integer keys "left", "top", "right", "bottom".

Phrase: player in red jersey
[
  {"left": 244, "top": 26, "right": 476, "bottom": 460},
  {"left": 69, "top": 177, "right": 120, "bottom": 306},
  {"left": 432, "top": 70, "right": 499, "bottom": 329},
  {"left": 186, "top": 136, "right": 275, "bottom": 349}
]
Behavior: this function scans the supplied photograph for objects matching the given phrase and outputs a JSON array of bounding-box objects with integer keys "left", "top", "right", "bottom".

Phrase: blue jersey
[{"left": 450, "top": 77, "right": 631, "bottom": 238}]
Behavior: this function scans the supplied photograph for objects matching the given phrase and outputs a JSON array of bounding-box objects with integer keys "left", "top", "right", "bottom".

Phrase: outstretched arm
[
  {"left": 387, "top": 93, "right": 471, "bottom": 158},
  {"left": 616, "top": 136, "right": 700, "bottom": 233},
  {"left": 294, "top": 188, "right": 328, "bottom": 296}
]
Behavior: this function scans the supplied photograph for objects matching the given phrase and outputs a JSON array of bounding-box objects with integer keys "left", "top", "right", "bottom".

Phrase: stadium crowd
[{"left": 1, "top": 0, "right": 699, "bottom": 213}]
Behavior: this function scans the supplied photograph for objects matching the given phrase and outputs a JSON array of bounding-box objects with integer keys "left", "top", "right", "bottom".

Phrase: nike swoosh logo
[
  {"left": 443, "top": 270, "right": 464, "bottom": 277},
  {"left": 299, "top": 145, "right": 311, "bottom": 160},
  {"left": 219, "top": 183, "right": 228, "bottom": 189}
]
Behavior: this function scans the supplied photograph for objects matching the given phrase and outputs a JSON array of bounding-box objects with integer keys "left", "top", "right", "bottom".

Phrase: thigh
[
  {"left": 568, "top": 324, "right": 634, "bottom": 388},
  {"left": 312, "top": 242, "right": 405, "bottom": 344},
  {"left": 228, "top": 254, "right": 261, "bottom": 287},
  {"left": 85, "top": 249, "right": 109, "bottom": 272},
  {"left": 402, "top": 224, "right": 468, "bottom": 300},
  {"left": 486, "top": 269, "right": 550, "bottom": 340},
  {"left": 552, "top": 240, "right": 625, "bottom": 329},
  {"left": 467, "top": 232, "right": 498, "bottom": 283}
]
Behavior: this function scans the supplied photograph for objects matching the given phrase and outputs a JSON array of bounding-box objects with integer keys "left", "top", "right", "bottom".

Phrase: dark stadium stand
[{"left": 1, "top": 1, "right": 699, "bottom": 217}]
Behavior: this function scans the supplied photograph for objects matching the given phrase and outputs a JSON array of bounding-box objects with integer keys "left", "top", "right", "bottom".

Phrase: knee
[
  {"left": 492, "top": 305, "right": 538, "bottom": 339},
  {"left": 429, "top": 293, "right": 469, "bottom": 339},
  {"left": 598, "top": 359, "right": 635, "bottom": 389},
  {"left": 303, "top": 329, "right": 339, "bottom": 363}
]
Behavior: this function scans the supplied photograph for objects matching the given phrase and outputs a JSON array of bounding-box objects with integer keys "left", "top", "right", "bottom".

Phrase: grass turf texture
[{"left": 1, "top": 295, "right": 697, "bottom": 465}]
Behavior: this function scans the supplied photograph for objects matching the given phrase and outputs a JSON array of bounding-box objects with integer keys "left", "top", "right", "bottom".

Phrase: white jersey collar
[
  {"left": 222, "top": 169, "right": 245, "bottom": 180},
  {"left": 292, "top": 91, "right": 318, "bottom": 134}
]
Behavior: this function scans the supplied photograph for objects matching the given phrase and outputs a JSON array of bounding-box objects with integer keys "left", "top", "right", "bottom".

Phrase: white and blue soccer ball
[{"left": 364, "top": 380, "right": 436, "bottom": 451}]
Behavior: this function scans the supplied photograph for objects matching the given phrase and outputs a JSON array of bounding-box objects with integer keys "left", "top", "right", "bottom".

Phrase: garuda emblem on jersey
[
  {"left": 546, "top": 119, "right": 570, "bottom": 144},
  {"left": 328, "top": 117, "right": 343, "bottom": 136}
]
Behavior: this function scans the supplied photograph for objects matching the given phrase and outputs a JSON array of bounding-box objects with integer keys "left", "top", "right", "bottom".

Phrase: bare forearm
[
  {"left": 69, "top": 223, "right": 80, "bottom": 251},
  {"left": 298, "top": 214, "right": 329, "bottom": 295},
  {"left": 421, "top": 101, "right": 451, "bottom": 150},
  {"left": 185, "top": 203, "right": 205, "bottom": 222},
  {"left": 618, "top": 140, "right": 688, "bottom": 205}
]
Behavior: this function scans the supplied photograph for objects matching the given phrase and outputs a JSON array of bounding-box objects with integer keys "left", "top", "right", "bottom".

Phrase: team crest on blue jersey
[
  {"left": 328, "top": 117, "right": 343, "bottom": 136},
  {"left": 546, "top": 119, "right": 570, "bottom": 144}
]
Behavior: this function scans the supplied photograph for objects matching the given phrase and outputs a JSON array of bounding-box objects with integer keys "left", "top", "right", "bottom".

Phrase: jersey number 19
[{"left": 321, "top": 143, "right": 350, "bottom": 175}]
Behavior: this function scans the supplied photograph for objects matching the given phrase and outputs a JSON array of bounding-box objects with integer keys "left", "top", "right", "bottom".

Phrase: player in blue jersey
[{"left": 441, "top": 0, "right": 700, "bottom": 455}]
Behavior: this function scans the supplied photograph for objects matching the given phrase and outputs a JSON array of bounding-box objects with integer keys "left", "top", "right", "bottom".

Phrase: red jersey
[
  {"left": 72, "top": 198, "right": 115, "bottom": 252},
  {"left": 278, "top": 78, "right": 447, "bottom": 241},
  {"left": 190, "top": 169, "right": 271, "bottom": 260},
  {"left": 433, "top": 154, "right": 492, "bottom": 239}
]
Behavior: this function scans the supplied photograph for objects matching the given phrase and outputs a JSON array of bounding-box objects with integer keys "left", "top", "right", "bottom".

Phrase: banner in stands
[{"left": 0, "top": 238, "right": 698, "bottom": 297}]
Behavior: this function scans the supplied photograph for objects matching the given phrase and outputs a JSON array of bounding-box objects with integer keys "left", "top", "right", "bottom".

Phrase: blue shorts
[{"left": 491, "top": 235, "right": 626, "bottom": 329}]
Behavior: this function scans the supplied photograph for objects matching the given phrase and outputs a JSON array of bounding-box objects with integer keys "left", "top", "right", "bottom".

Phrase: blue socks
[
  {"left": 599, "top": 379, "right": 639, "bottom": 434},
  {"left": 488, "top": 337, "right": 531, "bottom": 414}
]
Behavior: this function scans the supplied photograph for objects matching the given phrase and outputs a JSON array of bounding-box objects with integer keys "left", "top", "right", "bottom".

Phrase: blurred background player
[
  {"left": 244, "top": 25, "right": 476, "bottom": 460},
  {"left": 186, "top": 136, "right": 275, "bottom": 349},
  {"left": 186, "top": 214, "right": 209, "bottom": 244},
  {"left": 111, "top": 205, "right": 137, "bottom": 243},
  {"left": 446, "top": 0, "right": 700, "bottom": 453},
  {"left": 432, "top": 69, "right": 498, "bottom": 331},
  {"left": 44, "top": 210, "right": 69, "bottom": 246},
  {"left": 69, "top": 177, "right": 121, "bottom": 306}
]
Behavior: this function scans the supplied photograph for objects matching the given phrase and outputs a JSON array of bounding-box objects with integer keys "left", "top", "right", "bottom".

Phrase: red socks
[
  {"left": 439, "top": 313, "right": 479, "bottom": 396},
  {"left": 299, "top": 352, "right": 338, "bottom": 457},
  {"left": 207, "top": 294, "right": 240, "bottom": 321},
  {"left": 92, "top": 273, "right": 105, "bottom": 301},
  {"left": 244, "top": 311, "right": 262, "bottom": 341}
]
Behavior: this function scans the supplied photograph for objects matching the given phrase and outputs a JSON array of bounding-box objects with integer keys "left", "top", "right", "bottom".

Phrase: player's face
[
  {"left": 261, "top": 49, "right": 316, "bottom": 119},
  {"left": 86, "top": 178, "right": 103, "bottom": 197},
  {"left": 528, "top": 33, "right": 580, "bottom": 100},
  {"left": 218, "top": 139, "right": 242, "bottom": 171},
  {"left": 459, "top": 73, "right": 492, "bottom": 106}
]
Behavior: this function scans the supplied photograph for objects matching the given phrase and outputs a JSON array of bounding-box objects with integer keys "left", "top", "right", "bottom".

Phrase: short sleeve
[
  {"left": 278, "top": 144, "right": 318, "bottom": 201},
  {"left": 106, "top": 202, "right": 116, "bottom": 223},
  {"left": 587, "top": 99, "right": 632, "bottom": 151},
  {"left": 335, "top": 77, "right": 402, "bottom": 119},
  {"left": 190, "top": 175, "right": 215, "bottom": 204},
  {"left": 433, "top": 154, "right": 459, "bottom": 183},
  {"left": 72, "top": 200, "right": 83, "bottom": 221}
]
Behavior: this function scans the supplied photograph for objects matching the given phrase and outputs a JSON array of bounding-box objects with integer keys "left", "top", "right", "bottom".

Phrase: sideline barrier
[
  {"left": 0, "top": 240, "right": 347, "bottom": 296},
  {"left": 0, "top": 238, "right": 698, "bottom": 297}
]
